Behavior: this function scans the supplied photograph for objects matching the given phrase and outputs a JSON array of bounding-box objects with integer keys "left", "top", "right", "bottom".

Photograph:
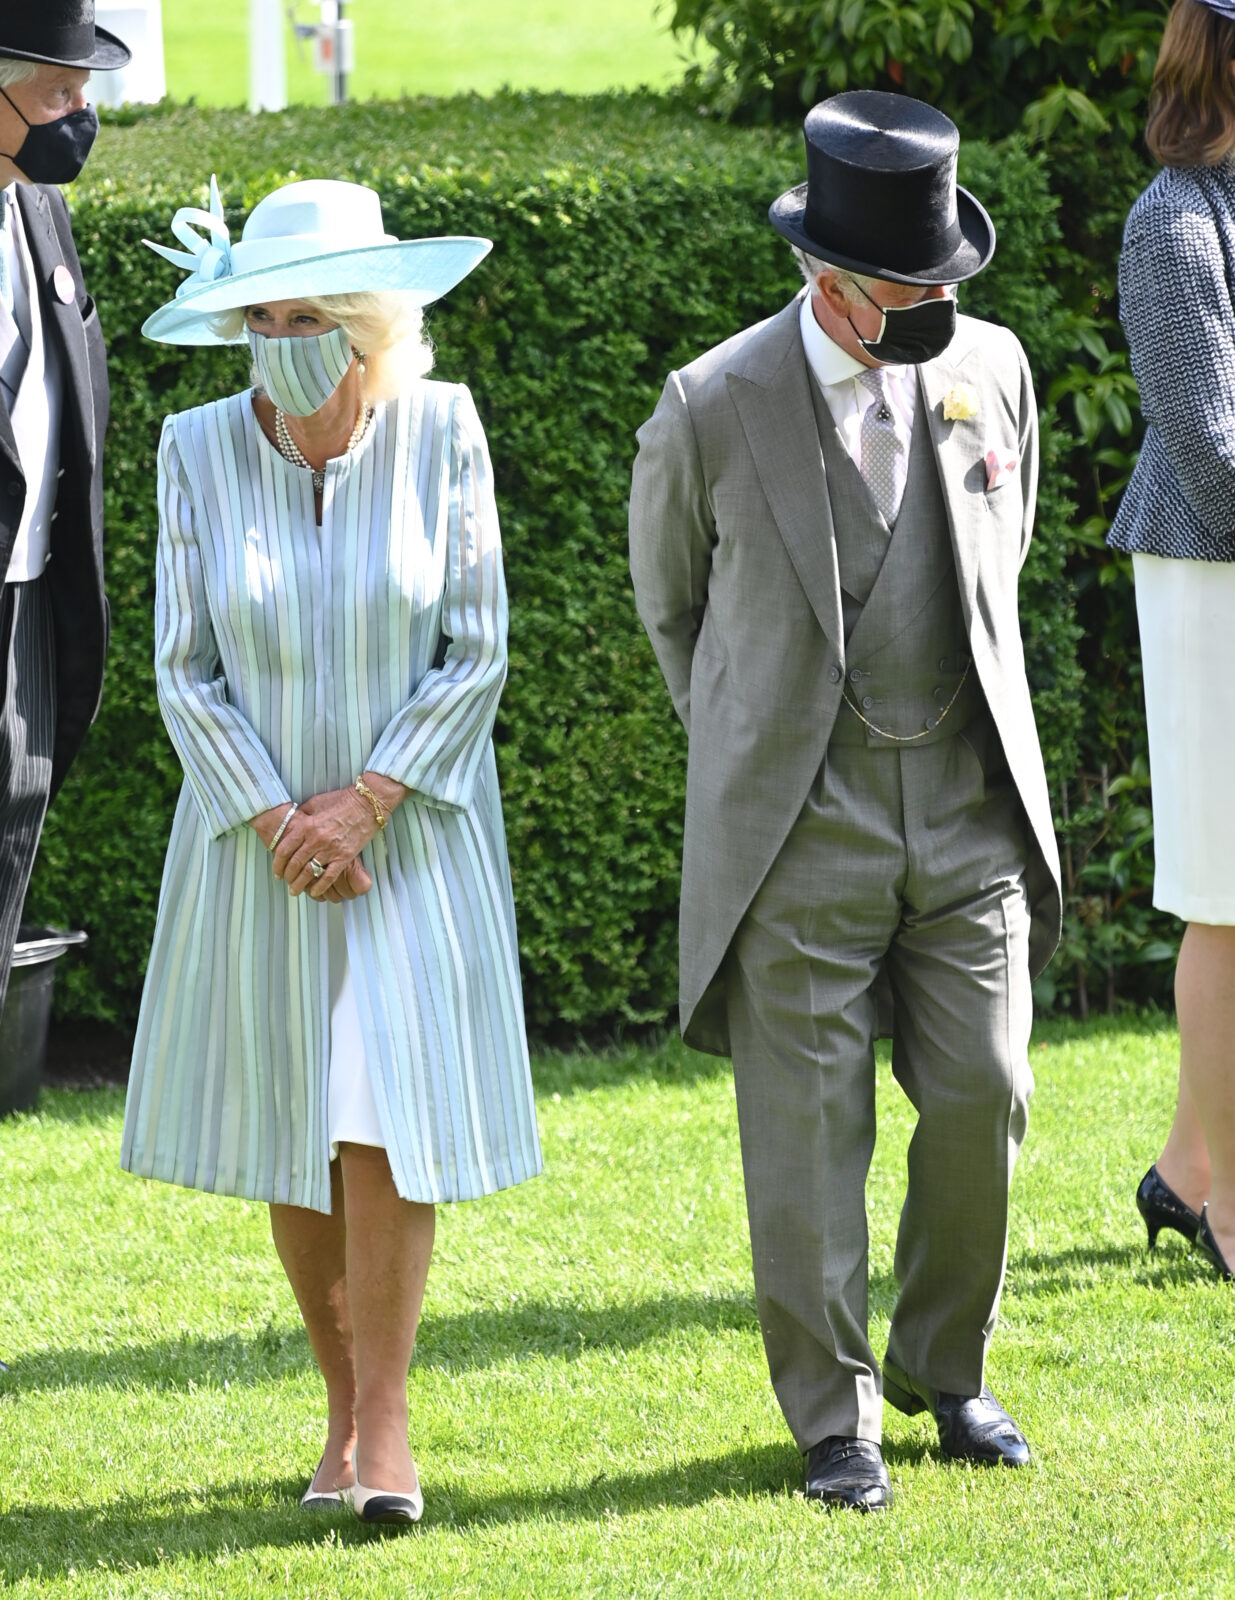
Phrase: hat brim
[
  {"left": 0, "top": 26, "right": 132, "bottom": 70},
  {"left": 768, "top": 182, "right": 995, "bottom": 285},
  {"left": 141, "top": 237, "right": 493, "bottom": 346}
]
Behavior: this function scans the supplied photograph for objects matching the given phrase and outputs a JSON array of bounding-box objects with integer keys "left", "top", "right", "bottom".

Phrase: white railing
[{"left": 92, "top": 1, "right": 167, "bottom": 107}]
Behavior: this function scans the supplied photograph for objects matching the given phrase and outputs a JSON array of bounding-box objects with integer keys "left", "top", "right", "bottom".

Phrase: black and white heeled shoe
[
  {"left": 345, "top": 1478, "right": 424, "bottom": 1525},
  {"left": 299, "top": 1454, "right": 348, "bottom": 1511}
]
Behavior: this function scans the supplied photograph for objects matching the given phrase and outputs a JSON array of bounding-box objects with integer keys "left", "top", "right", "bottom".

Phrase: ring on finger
[{"left": 308, "top": 858, "right": 326, "bottom": 879}]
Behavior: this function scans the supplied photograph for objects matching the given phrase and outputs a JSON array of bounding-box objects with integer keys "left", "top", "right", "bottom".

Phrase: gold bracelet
[{"left": 354, "top": 775, "right": 387, "bottom": 830}]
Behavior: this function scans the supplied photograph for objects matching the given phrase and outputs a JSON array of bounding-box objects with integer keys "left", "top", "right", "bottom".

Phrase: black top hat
[
  {"left": 769, "top": 90, "right": 995, "bottom": 285},
  {"left": 0, "top": 1, "right": 131, "bottom": 71}
]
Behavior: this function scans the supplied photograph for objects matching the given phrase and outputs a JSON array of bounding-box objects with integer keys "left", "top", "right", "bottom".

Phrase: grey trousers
[
  {"left": 0, "top": 576, "right": 55, "bottom": 1019},
  {"left": 725, "top": 720, "right": 1034, "bottom": 1450}
]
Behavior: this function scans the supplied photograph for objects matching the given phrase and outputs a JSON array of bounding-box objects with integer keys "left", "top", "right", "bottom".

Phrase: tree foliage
[{"left": 667, "top": 0, "right": 1170, "bottom": 140}]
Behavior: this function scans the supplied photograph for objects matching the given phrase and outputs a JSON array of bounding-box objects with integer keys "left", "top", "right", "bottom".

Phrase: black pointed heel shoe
[
  {"left": 1136, "top": 1164, "right": 1201, "bottom": 1251},
  {"left": 1196, "top": 1205, "right": 1235, "bottom": 1282}
]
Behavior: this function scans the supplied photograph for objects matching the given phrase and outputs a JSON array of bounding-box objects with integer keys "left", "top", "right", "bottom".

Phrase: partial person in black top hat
[
  {"left": 0, "top": 1, "right": 130, "bottom": 70},
  {"left": 630, "top": 89, "right": 1060, "bottom": 1510},
  {"left": 0, "top": 0, "right": 129, "bottom": 1363}
]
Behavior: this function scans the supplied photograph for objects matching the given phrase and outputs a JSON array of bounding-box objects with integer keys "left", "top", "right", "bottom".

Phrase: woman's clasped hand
[{"left": 252, "top": 774, "right": 407, "bottom": 901}]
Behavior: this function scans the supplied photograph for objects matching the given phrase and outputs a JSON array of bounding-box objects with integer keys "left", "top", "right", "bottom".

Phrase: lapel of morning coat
[
  {"left": 725, "top": 296, "right": 844, "bottom": 658},
  {"left": 17, "top": 184, "right": 95, "bottom": 473},
  {"left": 914, "top": 320, "right": 989, "bottom": 632}
]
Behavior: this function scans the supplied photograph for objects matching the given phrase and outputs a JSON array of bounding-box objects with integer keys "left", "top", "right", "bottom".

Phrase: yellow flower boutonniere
[{"left": 941, "top": 385, "right": 980, "bottom": 422}]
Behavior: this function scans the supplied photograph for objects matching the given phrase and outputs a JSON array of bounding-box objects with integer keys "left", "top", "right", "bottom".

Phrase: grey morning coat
[{"left": 628, "top": 295, "right": 1063, "bottom": 1056}]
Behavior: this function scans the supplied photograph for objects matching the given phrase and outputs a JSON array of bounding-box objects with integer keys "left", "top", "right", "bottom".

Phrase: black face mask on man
[
  {"left": 0, "top": 89, "right": 98, "bottom": 185},
  {"left": 848, "top": 278, "right": 957, "bottom": 366}
]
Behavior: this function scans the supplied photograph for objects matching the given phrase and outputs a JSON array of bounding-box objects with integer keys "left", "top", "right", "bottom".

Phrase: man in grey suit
[{"left": 629, "top": 91, "right": 1061, "bottom": 1511}]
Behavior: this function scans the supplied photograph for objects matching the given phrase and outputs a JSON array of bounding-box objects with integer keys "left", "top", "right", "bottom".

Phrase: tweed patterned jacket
[{"left": 1109, "top": 160, "right": 1235, "bottom": 562}]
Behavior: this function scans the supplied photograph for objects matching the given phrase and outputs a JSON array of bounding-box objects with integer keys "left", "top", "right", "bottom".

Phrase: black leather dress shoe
[
  {"left": 803, "top": 1436, "right": 892, "bottom": 1511},
  {"left": 1136, "top": 1164, "right": 1201, "bottom": 1250},
  {"left": 883, "top": 1362, "right": 1031, "bottom": 1468},
  {"left": 932, "top": 1387, "right": 1032, "bottom": 1467}
]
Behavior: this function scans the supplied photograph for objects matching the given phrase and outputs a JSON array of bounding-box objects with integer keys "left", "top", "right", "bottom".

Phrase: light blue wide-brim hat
[{"left": 142, "top": 176, "right": 492, "bottom": 346}]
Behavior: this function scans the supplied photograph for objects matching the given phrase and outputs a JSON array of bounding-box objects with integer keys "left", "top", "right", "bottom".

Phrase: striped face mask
[{"left": 248, "top": 324, "right": 354, "bottom": 416}]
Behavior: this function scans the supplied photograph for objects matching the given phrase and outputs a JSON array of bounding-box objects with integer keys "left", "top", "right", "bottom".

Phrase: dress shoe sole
[
  {"left": 939, "top": 1439, "right": 1032, "bottom": 1469},
  {"left": 803, "top": 1485, "right": 892, "bottom": 1512}
]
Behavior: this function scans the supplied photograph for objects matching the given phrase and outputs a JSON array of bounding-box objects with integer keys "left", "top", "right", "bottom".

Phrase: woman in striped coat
[{"left": 121, "top": 178, "right": 542, "bottom": 1524}]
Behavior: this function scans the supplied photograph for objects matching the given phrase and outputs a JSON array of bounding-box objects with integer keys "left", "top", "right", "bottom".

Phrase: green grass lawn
[
  {"left": 161, "top": 0, "right": 697, "bottom": 107},
  {"left": 3, "top": 1014, "right": 1234, "bottom": 1597}
]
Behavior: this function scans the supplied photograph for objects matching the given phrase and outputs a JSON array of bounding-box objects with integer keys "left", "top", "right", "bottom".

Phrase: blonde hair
[
  {"left": 1146, "top": 0, "right": 1235, "bottom": 168},
  {"left": 213, "top": 290, "right": 434, "bottom": 403}
]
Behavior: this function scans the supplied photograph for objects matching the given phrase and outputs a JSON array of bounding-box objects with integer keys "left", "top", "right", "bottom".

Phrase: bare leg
[
  {"left": 269, "top": 1158, "right": 357, "bottom": 1491},
  {"left": 1173, "top": 922, "right": 1235, "bottom": 1257},
  {"left": 339, "top": 1142, "right": 435, "bottom": 1494},
  {"left": 1156, "top": 1062, "right": 1210, "bottom": 1215}
]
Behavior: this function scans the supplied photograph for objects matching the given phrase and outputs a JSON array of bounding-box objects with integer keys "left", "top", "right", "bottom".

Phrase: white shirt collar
[{"left": 798, "top": 290, "right": 908, "bottom": 391}]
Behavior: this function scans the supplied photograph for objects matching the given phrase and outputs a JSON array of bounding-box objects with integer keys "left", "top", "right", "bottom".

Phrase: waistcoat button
[{"left": 862, "top": 696, "right": 874, "bottom": 709}]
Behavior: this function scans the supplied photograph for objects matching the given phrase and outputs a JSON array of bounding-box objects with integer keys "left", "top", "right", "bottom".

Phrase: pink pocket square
[{"left": 984, "top": 448, "right": 1018, "bottom": 491}]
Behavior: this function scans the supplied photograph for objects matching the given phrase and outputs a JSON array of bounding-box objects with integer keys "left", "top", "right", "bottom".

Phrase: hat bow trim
[{"left": 143, "top": 176, "right": 234, "bottom": 299}]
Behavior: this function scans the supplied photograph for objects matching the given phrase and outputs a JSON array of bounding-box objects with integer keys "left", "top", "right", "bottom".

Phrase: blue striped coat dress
[{"left": 120, "top": 380, "right": 543, "bottom": 1212}]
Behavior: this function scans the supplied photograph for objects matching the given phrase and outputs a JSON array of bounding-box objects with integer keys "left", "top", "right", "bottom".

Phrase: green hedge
[{"left": 29, "top": 93, "right": 1088, "bottom": 1031}]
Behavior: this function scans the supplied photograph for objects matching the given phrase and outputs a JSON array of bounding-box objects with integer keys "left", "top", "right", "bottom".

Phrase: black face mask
[
  {"left": 0, "top": 89, "right": 98, "bottom": 185},
  {"left": 848, "top": 279, "right": 957, "bottom": 366}
]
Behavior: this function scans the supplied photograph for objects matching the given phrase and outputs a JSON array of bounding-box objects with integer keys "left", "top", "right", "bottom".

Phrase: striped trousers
[{"left": 0, "top": 575, "right": 55, "bottom": 1017}]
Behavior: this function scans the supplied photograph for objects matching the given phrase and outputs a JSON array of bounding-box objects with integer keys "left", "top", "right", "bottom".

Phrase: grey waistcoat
[{"left": 809, "top": 377, "right": 981, "bottom": 748}]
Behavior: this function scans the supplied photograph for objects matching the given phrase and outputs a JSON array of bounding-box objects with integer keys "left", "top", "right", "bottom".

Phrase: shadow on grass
[
  {"left": 0, "top": 1441, "right": 827, "bottom": 1582},
  {"left": 15, "top": 1243, "right": 1195, "bottom": 1400},
  {"left": 3, "top": 1288, "right": 760, "bottom": 1396},
  {"left": 1004, "top": 1240, "right": 1209, "bottom": 1297}
]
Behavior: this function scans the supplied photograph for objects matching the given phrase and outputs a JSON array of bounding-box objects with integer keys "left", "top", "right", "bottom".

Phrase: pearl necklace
[{"left": 274, "top": 403, "right": 372, "bottom": 493}]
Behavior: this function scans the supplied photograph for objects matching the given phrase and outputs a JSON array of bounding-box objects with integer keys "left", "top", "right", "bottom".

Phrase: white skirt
[
  {"left": 326, "top": 906, "right": 385, "bottom": 1157},
  {"left": 1134, "top": 552, "right": 1235, "bottom": 923}
]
